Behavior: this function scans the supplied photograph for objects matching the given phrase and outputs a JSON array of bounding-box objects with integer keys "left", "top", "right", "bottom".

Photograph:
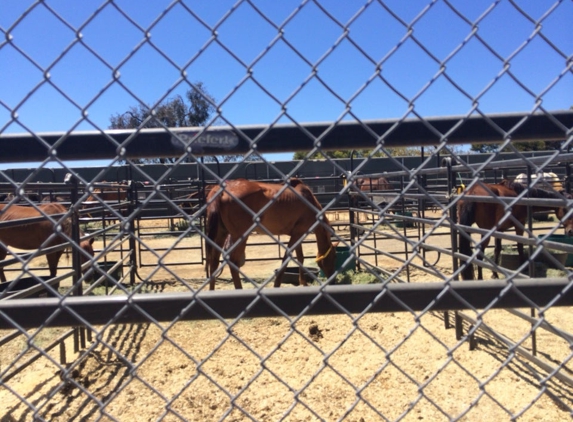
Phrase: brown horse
[
  {"left": 83, "top": 183, "right": 129, "bottom": 218},
  {"left": 457, "top": 181, "right": 573, "bottom": 280},
  {"left": 205, "top": 179, "right": 337, "bottom": 290},
  {"left": 0, "top": 203, "right": 95, "bottom": 282},
  {"left": 355, "top": 177, "right": 391, "bottom": 192},
  {"left": 355, "top": 176, "right": 392, "bottom": 206}
]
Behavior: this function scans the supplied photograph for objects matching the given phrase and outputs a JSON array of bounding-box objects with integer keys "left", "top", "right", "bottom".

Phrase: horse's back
[
  {"left": 0, "top": 202, "right": 68, "bottom": 250},
  {"left": 1, "top": 204, "right": 42, "bottom": 221},
  {"left": 215, "top": 179, "right": 323, "bottom": 235},
  {"left": 357, "top": 177, "right": 390, "bottom": 191}
]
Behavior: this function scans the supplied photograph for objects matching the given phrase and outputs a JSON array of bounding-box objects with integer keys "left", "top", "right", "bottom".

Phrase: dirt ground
[{"left": 1, "top": 213, "right": 573, "bottom": 421}]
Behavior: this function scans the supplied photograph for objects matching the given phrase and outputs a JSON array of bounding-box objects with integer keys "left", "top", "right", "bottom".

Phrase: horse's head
[
  {"left": 79, "top": 235, "right": 96, "bottom": 272},
  {"left": 315, "top": 241, "right": 338, "bottom": 279},
  {"left": 556, "top": 208, "right": 573, "bottom": 236},
  {"left": 556, "top": 191, "right": 573, "bottom": 236},
  {"left": 354, "top": 178, "right": 366, "bottom": 191}
]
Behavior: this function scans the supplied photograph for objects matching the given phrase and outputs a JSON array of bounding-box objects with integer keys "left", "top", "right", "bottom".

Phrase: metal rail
[
  {"left": 0, "top": 279, "right": 570, "bottom": 329},
  {"left": 2, "top": 111, "right": 572, "bottom": 163}
]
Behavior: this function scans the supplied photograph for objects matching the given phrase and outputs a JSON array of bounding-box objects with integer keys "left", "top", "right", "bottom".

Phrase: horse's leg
[
  {"left": 0, "top": 246, "right": 7, "bottom": 282},
  {"left": 46, "top": 250, "right": 64, "bottom": 278},
  {"left": 492, "top": 237, "right": 502, "bottom": 279},
  {"left": 228, "top": 238, "right": 247, "bottom": 290},
  {"left": 207, "top": 232, "right": 230, "bottom": 290},
  {"left": 515, "top": 227, "right": 525, "bottom": 268},
  {"left": 477, "top": 235, "right": 491, "bottom": 280},
  {"left": 274, "top": 234, "right": 303, "bottom": 288},
  {"left": 208, "top": 243, "right": 223, "bottom": 290},
  {"left": 295, "top": 244, "right": 307, "bottom": 286},
  {"left": 208, "top": 255, "right": 221, "bottom": 290}
]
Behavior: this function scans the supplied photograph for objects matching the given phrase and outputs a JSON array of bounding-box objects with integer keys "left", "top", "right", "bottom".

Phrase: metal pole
[
  {"left": 128, "top": 181, "right": 137, "bottom": 286},
  {"left": 64, "top": 173, "right": 82, "bottom": 297}
]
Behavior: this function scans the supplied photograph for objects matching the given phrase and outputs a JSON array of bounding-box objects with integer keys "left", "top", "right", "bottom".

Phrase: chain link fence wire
[{"left": 1, "top": 1, "right": 573, "bottom": 420}]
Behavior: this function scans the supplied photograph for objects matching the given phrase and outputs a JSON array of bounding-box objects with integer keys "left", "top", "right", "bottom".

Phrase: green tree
[
  {"left": 470, "top": 140, "right": 563, "bottom": 154},
  {"left": 292, "top": 147, "right": 422, "bottom": 160},
  {"left": 109, "top": 83, "right": 217, "bottom": 164},
  {"left": 470, "top": 143, "right": 499, "bottom": 153}
]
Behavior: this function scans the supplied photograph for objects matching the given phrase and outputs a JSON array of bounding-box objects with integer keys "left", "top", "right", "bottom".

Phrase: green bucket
[
  {"left": 320, "top": 245, "right": 356, "bottom": 276},
  {"left": 394, "top": 211, "right": 414, "bottom": 228},
  {"left": 539, "top": 235, "right": 573, "bottom": 266},
  {"left": 86, "top": 261, "right": 123, "bottom": 285}
]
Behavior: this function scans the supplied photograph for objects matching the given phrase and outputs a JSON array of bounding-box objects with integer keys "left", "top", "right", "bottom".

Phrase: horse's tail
[
  {"left": 204, "top": 192, "right": 226, "bottom": 277},
  {"left": 458, "top": 201, "right": 476, "bottom": 280}
]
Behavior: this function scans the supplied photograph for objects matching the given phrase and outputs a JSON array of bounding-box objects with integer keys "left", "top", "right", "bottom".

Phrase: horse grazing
[
  {"left": 0, "top": 203, "right": 95, "bottom": 282},
  {"left": 205, "top": 179, "right": 337, "bottom": 290},
  {"left": 457, "top": 181, "right": 573, "bottom": 280}
]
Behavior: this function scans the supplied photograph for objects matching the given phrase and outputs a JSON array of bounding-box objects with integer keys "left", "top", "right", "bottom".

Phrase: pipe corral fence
[{"left": 1, "top": 2, "right": 573, "bottom": 421}]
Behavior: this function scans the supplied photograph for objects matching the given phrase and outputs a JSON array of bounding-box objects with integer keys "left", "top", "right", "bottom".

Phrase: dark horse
[
  {"left": 205, "top": 179, "right": 337, "bottom": 290},
  {"left": 0, "top": 203, "right": 95, "bottom": 282},
  {"left": 457, "top": 181, "right": 573, "bottom": 280}
]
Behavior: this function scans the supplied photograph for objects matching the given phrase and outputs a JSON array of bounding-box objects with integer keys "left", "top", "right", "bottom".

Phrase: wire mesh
[{"left": 1, "top": 1, "right": 573, "bottom": 420}]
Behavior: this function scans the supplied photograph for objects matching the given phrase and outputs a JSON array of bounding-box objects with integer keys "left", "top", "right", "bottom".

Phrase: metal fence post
[{"left": 128, "top": 181, "right": 137, "bottom": 286}]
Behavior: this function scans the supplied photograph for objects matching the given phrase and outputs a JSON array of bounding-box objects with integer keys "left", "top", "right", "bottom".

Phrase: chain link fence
[{"left": 1, "top": 1, "right": 573, "bottom": 420}]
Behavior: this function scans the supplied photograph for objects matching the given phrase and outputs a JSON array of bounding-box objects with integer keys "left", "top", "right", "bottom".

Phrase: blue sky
[{"left": 1, "top": 0, "right": 572, "bottom": 169}]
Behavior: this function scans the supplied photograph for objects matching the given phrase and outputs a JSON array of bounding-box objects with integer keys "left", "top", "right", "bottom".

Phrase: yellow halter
[{"left": 315, "top": 244, "right": 333, "bottom": 263}]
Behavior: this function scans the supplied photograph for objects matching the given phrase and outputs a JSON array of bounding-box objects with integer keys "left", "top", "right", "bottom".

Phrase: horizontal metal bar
[
  {"left": 1, "top": 111, "right": 572, "bottom": 163},
  {"left": 0, "top": 329, "right": 22, "bottom": 347},
  {"left": 357, "top": 191, "right": 572, "bottom": 208},
  {"left": 358, "top": 152, "right": 573, "bottom": 181},
  {"left": 452, "top": 194, "right": 570, "bottom": 208},
  {"left": 0, "top": 329, "right": 75, "bottom": 384},
  {"left": 451, "top": 152, "right": 573, "bottom": 174},
  {"left": 0, "top": 279, "right": 570, "bottom": 329},
  {"left": 504, "top": 308, "right": 573, "bottom": 343}
]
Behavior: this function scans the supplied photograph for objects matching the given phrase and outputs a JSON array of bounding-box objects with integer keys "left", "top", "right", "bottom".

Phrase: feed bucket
[
  {"left": 393, "top": 211, "right": 414, "bottom": 228},
  {"left": 86, "top": 261, "right": 123, "bottom": 285},
  {"left": 281, "top": 266, "right": 320, "bottom": 286},
  {"left": 499, "top": 253, "right": 522, "bottom": 271},
  {"left": 539, "top": 235, "right": 573, "bottom": 266},
  {"left": 320, "top": 245, "right": 356, "bottom": 276},
  {"left": 536, "top": 250, "right": 567, "bottom": 268},
  {"left": 335, "top": 245, "right": 356, "bottom": 272},
  {"left": 0, "top": 276, "right": 57, "bottom": 298}
]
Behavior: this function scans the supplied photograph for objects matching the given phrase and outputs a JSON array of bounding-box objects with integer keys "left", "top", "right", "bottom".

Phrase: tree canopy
[
  {"left": 292, "top": 147, "right": 422, "bottom": 160},
  {"left": 109, "top": 83, "right": 215, "bottom": 164},
  {"left": 470, "top": 140, "right": 564, "bottom": 154}
]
